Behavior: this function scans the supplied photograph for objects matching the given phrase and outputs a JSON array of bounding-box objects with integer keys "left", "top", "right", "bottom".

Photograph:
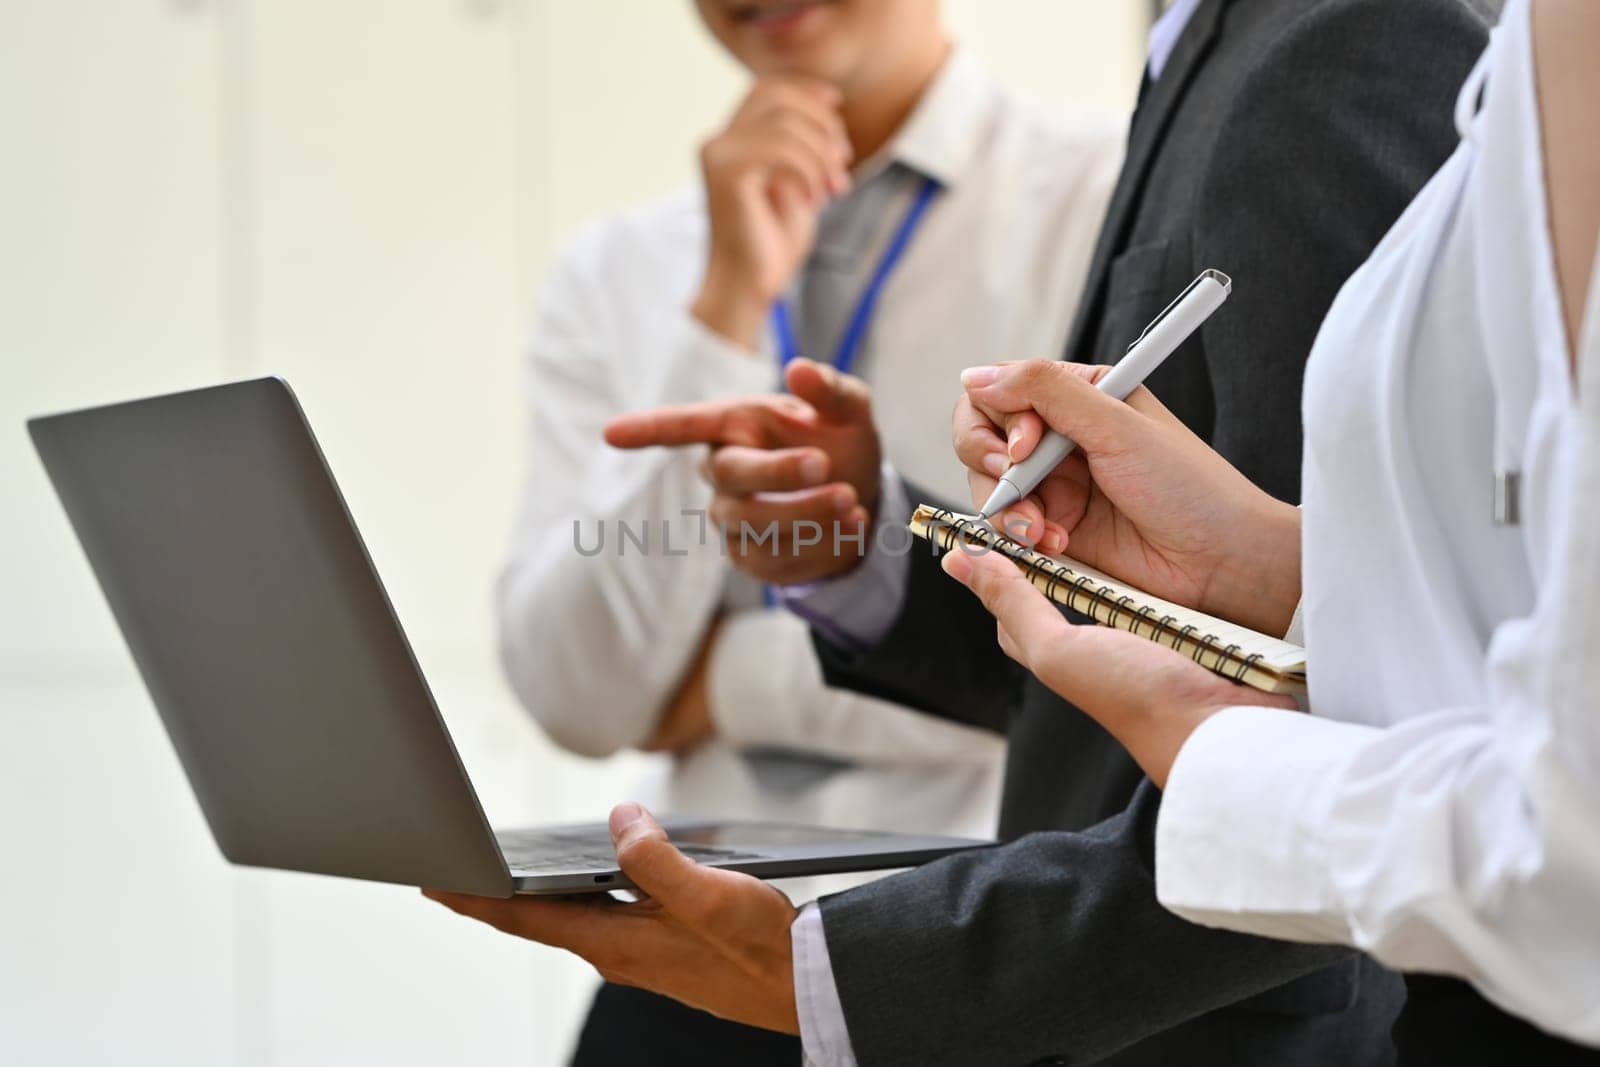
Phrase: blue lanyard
[
  {"left": 770, "top": 175, "right": 941, "bottom": 377},
  {"left": 760, "top": 175, "right": 939, "bottom": 610}
]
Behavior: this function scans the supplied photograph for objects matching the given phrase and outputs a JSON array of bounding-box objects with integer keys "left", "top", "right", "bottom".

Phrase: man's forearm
[{"left": 816, "top": 783, "right": 1366, "bottom": 1066}]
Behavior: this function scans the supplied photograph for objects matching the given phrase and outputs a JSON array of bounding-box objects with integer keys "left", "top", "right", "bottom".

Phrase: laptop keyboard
[{"left": 496, "top": 830, "right": 769, "bottom": 874}]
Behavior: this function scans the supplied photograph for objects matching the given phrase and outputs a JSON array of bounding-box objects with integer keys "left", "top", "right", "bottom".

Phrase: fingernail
[
  {"left": 1007, "top": 425, "right": 1023, "bottom": 459},
  {"left": 961, "top": 366, "right": 1000, "bottom": 388},
  {"left": 834, "top": 488, "right": 856, "bottom": 515},
  {"left": 610, "top": 802, "right": 644, "bottom": 839},
  {"left": 800, "top": 453, "right": 828, "bottom": 483},
  {"left": 983, "top": 452, "right": 1008, "bottom": 477}
]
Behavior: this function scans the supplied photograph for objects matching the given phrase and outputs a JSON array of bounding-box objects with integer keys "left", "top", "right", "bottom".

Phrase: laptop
[{"left": 28, "top": 377, "right": 988, "bottom": 897}]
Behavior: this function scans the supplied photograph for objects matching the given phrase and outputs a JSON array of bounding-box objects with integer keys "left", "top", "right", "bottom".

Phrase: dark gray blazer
[{"left": 810, "top": 1, "right": 1496, "bottom": 1064}]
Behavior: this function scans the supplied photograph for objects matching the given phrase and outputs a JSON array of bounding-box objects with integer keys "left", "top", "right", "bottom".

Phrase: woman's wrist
[
  {"left": 1131, "top": 699, "right": 1224, "bottom": 791},
  {"left": 1202, "top": 495, "right": 1302, "bottom": 637}
]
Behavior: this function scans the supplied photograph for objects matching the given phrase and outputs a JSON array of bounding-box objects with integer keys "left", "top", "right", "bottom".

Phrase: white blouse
[{"left": 1155, "top": 0, "right": 1600, "bottom": 1045}]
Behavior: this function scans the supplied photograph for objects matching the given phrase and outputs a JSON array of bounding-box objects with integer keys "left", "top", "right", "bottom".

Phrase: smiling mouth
[{"left": 730, "top": 0, "right": 831, "bottom": 29}]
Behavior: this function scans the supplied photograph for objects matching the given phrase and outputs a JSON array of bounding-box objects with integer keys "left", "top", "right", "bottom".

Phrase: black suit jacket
[{"left": 810, "top": 1, "right": 1496, "bottom": 1064}]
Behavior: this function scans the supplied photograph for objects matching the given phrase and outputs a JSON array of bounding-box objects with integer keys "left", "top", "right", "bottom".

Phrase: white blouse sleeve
[
  {"left": 1153, "top": 264, "right": 1600, "bottom": 1045},
  {"left": 707, "top": 607, "right": 1004, "bottom": 766}
]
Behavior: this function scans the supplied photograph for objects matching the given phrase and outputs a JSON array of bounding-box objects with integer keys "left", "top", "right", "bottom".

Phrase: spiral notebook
[{"left": 910, "top": 505, "right": 1307, "bottom": 695}]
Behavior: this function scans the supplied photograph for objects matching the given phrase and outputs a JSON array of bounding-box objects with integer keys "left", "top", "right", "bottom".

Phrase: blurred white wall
[{"left": 0, "top": 1, "right": 1143, "bottom": 1063}]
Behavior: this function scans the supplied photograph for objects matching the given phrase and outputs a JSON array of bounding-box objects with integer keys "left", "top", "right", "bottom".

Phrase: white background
[{"left": 0, "top": 1, "right": 1143, "bottom": 1063}]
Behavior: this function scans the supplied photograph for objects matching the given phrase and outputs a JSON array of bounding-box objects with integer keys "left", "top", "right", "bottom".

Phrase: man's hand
[
  {"left": 424, "top": 803, "right": 801, "bottom": 1035},
  {"left": 606, "top": 358, "right": 881, "bottom": 585},
  {"left": 692, "top": 76, "right": 853, "bottom": 349},
  {"left": 954, "top": 361, "right": 1301, "bottom": 637},
  {"left": 941, "top": 546, "right": 1297, "bottom": 789}
]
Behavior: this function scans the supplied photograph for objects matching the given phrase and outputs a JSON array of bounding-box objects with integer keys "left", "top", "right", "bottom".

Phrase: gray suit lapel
[{"left": 1061, "top": 0, "right": 1229, "bottom": 365}]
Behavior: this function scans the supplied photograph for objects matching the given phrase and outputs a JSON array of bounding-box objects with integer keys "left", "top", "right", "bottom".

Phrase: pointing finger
[
  {"left": 605, "top": 397, "right": 817, "bottom": 450},
  {"left": 605, "top": 404, "right": 737, "bottom": 449}
]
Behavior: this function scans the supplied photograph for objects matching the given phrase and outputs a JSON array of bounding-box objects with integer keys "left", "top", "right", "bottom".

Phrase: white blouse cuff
[
  {"left": 1154, "top": 705, "right": 1379, "bottom": 944},
  {"left": 1283, "top": 599, "right": 1306, "bottom": 644}
]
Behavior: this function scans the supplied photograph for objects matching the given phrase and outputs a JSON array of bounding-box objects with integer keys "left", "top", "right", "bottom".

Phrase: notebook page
[{"left": 1043, "top": 552, "right": 1306, "bottom": 672}]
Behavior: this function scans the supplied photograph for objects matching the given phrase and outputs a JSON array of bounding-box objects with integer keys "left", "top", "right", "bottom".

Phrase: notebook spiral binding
[{"left": 926, "top": 509, "right": 1267, "bottom": 684}]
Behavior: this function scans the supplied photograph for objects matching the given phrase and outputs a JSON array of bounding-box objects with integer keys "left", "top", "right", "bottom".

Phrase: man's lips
[{"left": 730, "top": 0, "right": 830, "bottom": 31}]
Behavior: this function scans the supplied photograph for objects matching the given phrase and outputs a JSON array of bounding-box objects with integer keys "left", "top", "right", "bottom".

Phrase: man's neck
[{"left": 838, "top": 36, "right": 951, "bottom": 165}]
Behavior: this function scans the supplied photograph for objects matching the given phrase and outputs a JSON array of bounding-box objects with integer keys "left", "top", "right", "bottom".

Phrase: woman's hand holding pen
[
  {"left": 954, "top": 360, "right": 1301, "bottom": 638},
  {"left": 946, "top": 360, "right": 1302, "bottom": 787}
]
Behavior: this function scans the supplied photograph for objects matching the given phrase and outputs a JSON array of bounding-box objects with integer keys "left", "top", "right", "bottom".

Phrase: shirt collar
[
  {"left": 873, "top": 46, "right": 993, "bottom": 189},
  {"left": 1148, "top": 0, "right": 1207, "bottom": 81}
]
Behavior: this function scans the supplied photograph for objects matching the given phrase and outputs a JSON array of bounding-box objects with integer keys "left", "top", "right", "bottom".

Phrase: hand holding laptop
[
  {"left": 426, "top": 802, "right": 804, "bottom": 1036},
  {"left": 28, "top": 378, "right": 985, "bottom": 900}
]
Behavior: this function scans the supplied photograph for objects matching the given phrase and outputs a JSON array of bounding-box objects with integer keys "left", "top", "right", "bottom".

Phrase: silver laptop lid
[{"left": 29, "top": 378, "right": 513, "bottom": 896}]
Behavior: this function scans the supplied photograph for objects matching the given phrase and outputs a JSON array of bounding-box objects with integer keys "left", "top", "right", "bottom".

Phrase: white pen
[{"left": 977, "top": 269, "right": 1233, "bottom": 519}]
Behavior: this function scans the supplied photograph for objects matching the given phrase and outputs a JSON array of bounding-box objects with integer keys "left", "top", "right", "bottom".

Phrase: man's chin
[{"left": 746, "top": 50, "right": 852, "bottom": 86}]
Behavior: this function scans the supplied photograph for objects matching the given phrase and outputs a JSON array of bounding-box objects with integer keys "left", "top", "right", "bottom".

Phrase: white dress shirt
[
  {"left": 496, "top": 48, "right": 1120, "bottom": 1055},
  {"left": 1157, "top": 0, "right": 1600, "bottom": 1044}
]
